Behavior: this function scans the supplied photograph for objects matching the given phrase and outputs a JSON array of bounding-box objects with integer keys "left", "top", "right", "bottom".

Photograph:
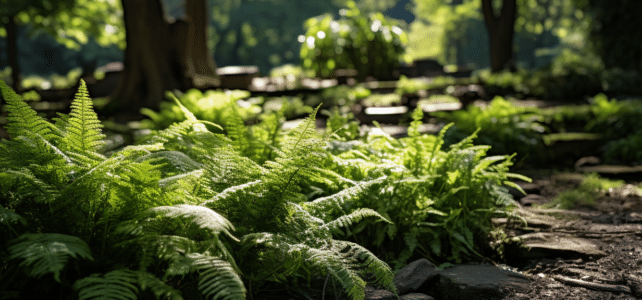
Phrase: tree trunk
[
  {"left": 5, "top": 16, "right": 21, "bottom": 92},
  {"left": 107, "top": 0, "right": 191, "bottom": 115},
  {"left": 481, "top": 0, "right": 516, "bottom": 73},
  {"left": 185, "top": 0, "right": 218, "bottom": 87}
]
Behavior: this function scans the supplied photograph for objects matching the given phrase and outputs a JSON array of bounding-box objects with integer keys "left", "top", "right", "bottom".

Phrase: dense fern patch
[{"left": 0, "top": 79, "right": 528, "bottom": 299}]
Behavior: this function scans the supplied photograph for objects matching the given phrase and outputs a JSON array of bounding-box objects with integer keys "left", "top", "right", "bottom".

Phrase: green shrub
[
  {"left": 304, "top": 108, "right": 529, "bottom": 267},
  {"left": 434, "top": 96, "right": 547, "bottom": 162},
  {"left": 300, "top": 1, "right": 407, "bottom": 81}
]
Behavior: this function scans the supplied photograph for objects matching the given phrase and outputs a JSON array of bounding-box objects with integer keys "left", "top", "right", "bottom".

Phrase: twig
[
  {"left": 322, "top": 273, "right": 330, "bottom": 300},
  {"left": 553, "top": 275, "right": 631, "bottom": 294}
]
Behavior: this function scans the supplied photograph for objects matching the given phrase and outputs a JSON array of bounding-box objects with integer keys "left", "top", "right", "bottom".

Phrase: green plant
[
  {"left": 300, "top": 1, "right": 407, "bottom": 81},
  {"left": 0, "top": 80, "right": 397, "bottom": 300},
  {"left": 303, "top": 109, "right": 529, "bottom": 267},
  {"left": 603, "top": 132, "right": 642, "bottom": 165},
  {"left": 140, "top": 89, "right": 261, "bottom": 131},
  {"left": 434, "top": 96, "right": 547, "bottom": 162},
  {"left": 543, "top": 173, "right": 624, "bottom": 209},
  {"left": 395, "top": 75, "right": 429, "bottom": 96}
]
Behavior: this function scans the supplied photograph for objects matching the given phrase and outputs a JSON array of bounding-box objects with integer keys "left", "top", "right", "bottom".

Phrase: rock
[
  {"left": 393, "top": 258, "right": 439, "bottom": 295},
  {"left": 511, "top": 232, "right": 607, "bottom": 260},
  {"left": 400, "top": 293, "right": 434, "bottom": 300},
  {"left": 520, "top": 194, "right": 548, "bottom": 207},
  {"left": 365, "top": 286, "right": 396, "bottom": 300},
  {"left": 435, "top": 264, "right": 530, "bottom": 300}
]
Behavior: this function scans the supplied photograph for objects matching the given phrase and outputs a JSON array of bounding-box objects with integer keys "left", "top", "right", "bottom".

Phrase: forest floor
[{"left": 501, "top": 169, "right": 642, "bottom": 300}]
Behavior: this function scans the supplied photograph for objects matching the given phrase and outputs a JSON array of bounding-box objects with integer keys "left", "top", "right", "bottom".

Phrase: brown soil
[{"left": 502, "top": 169, "right": 642, "bottom": 300}]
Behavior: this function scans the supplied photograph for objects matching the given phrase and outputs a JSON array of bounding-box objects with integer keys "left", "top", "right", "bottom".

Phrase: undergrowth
[{"left": 1, "top": 79, "right": 529, "bottom": 299}]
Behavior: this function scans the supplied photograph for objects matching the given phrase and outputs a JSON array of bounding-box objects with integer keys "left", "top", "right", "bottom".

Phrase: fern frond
[
  {"left": 63, "top": 80, "right": 106, "bottom": 156},
  {"left": 4, "top": 169, "right": 60, "bottom": 203},
  {"left": 0, "top": 80, "right": 59, "bottom": 140},
  {"left": 9, "top": 233, "right": 93, "bottom": 282},
  {"left": 226, "top": 105, "right": 249, "bottom": 154},
  {"left": 73, "top": 269, "right": 138, "bottom": 300},
  {"left": 136, "top": 151, "right": 203, "bottom": 175},
  {"left": 304, "top": 177, "right": 386, "bottom": 221},
  {"left": 321, "top": 208, "right": 391, "bottom": 235},
  {"left": 189, "top": 253, "right": 246, "bottom": 300},
  {"left": 282, "top": 105, "right": 321, "bottom": 155},
  {"left": 146, "top": 205, "right": 236, "bottom": 239},
  {"left": 136, "top": 270, "right": 184, "bottom": 300}
]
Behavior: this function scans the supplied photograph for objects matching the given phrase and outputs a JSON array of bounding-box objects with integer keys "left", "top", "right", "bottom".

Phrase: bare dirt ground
[{"left": 502, "top": 169, "right": 642, "bottom": 300}]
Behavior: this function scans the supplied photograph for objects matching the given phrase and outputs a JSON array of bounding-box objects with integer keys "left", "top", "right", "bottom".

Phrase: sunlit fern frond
[
  {"left": 320, "top": 208, "right": 391, "bottom": 236},
  {"left": 0, "top": 80, "right": 60, "bottom": 140},
  {"left": 226, "top": 105, "right": 249, "bottom": 154},
  {"left": 63, "top": 80, "right": 106, "bottom": 159},
  {"left": 135, "top": 151, "right": 203, "bottom": 176},
  {"left": 73, "top": 269, "right": 139, "bottom": 300},
  {"left": 145, "top": 205, "right": 236, "bottom": 239},
  {"left": 9, "top": 233, "right": 93, "bottom": 282},
  {"left": 304, "top": 177, "right": 387, "bottom": 222},
  {"left": 135, "top": 270, "right": 184, "bottom": 300},
  {"left": 189, "top": 253, "right": 246, "bottom": 300}
]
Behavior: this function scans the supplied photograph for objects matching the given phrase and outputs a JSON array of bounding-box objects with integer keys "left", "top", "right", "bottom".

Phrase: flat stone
[
  {"left": 364, "top": 286, "right": 396, "bottom": 300},
  {"left": 393, "top": 258, "right": 440, "bottom": 295},
  {"left": 400, "top": 293, "right": 434, "bottom": 300},
  {"left": 520, "top": 194, "right": 548, "bottom": 207},
  {"left": 435, "top": 265, "right": 530, "bottom": 300},
  {"left": 512, "top": 232, "right": 607, "bottom": 259}
]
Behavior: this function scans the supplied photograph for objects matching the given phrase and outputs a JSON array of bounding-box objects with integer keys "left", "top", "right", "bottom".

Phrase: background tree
[
  {"left": 0, "top": 0, "right": 122, "bottom": 91},
  {"left": 481, "top": 0, "right": 516, "bottom": 72},
  {"left": 107, "top": 0, "right": 218, "bottom": 115}
]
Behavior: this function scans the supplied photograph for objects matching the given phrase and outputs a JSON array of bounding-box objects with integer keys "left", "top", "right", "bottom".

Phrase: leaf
[
  {"left": 9, "top": 233, "right": 93, "bottom": 282},
  {"left": 0, "top": 205, "right": 26, "bottom": 226},
  {"left": 64, "top": 79, "right": 106, "bottom": 156},
  {"left": 190, "top": 253, "right": 246, "bottom": 300},
  {"left": 146, "top": 205, "right": 236, "bottom": 239},
  {"left": 0, "top": 80, "right": 59, "bottom": 140},
  {"left": 74, "top": 269, "right": 139, "bottom": 300},
  {"left": 321, "top": 208, "right": 391, "bottom": 235}
]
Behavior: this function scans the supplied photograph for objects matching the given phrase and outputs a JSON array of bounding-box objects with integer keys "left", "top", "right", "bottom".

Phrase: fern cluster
[
  {"left": 0, "top": 80, "right": 395, "bottom": 300},
  {"left": 303, "top": 108, "right": 529, "bottom": 267}
]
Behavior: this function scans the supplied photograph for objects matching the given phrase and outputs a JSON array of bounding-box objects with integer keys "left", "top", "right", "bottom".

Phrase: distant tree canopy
[{"left": 0, "top": 0, "right": 123, "bottom": 90}]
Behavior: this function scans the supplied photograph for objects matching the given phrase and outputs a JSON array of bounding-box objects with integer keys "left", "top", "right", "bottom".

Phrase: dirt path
[{"left": 501, "top": 170, "right": 642, "bottom": 299}]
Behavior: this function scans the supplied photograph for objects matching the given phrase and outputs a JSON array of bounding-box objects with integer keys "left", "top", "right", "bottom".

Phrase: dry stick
[{"left": 553, "top": 275, "right": 631, "bottom": 294}]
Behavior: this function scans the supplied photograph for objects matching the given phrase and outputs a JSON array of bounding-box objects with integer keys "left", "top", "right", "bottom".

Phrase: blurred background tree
[{"left": 0, "top": 0, "right": 123, "bottom": 91}]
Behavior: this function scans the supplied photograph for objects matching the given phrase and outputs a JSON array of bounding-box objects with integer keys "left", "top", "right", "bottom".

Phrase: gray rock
[
  {"left": 364, "top": 286, "right": 396, "bottom": 300},
  {"left": 519, "top": 194, "right": 548, "bottom": 207},
  {"left": 435, "top": 264, "right": 530, "bottom": 300},
  {"left": 512, "top": 232, "right": 607, "bottom": 260},
  {"left": 400, "top": 293, "right": 434, "bottom": 300},
  {"left": 393, "top": 258, "right": 439, "bottom": 295}
]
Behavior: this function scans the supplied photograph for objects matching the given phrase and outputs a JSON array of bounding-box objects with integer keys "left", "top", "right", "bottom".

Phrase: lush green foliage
[
  {"left": 542, "top": 173, "right": 624, "bottom": 209},
  {"left": 300, "top": 1, "right": 408, "bottom": 80},
  {"left": 304, "top": 108, "right": 529, "bottom": 267},
  {"left": 0, "top": 80, "right": 398, "bottom": 300},
  {"left": 434, "top": 96, "right": 547, "bottom": 162}
]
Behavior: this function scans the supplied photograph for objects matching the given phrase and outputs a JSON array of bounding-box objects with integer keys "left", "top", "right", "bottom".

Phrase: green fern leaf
[
  {"left": 189, "top": 253, "right": 246, "bottom": 300},
  {"left": 9, "top": 233, "right": 93, "bottom": 282},
  {"left": 321, "top": 208, "right": 391, "bottom": 235},
  {"left": 304, "top": 177, "right": 386, "bottom": 221},
  {"left": 146, "top": 205, "right": 236, "bottom": 239},
  {"left": 63, "top": 79, "right": 106, "bottom": 158},
  {"left": 73, "top": 269, "right": 139, "bottom": 300},
  {"left": 136, "top": 270, "right": 184, "bottom": 300},
  {"left": 226, "top": 105, "right": 249, "bottom": 154},
  {"left": 0, "top": 80, "right": 59, "bottom": 140}
]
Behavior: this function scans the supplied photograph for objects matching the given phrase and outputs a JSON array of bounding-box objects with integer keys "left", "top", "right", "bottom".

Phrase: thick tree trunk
[
  {"left": 185, "top": 0, "right": 218, "bottom": 85},
  {"left": 6, "top": 16, "right": 21, "bottom": 92},
  {"left": 481, "top": 0, "right": 516, "bottom": 73},
  {"left": 107, "top": 0, "right": 190, "bottom": 115}
]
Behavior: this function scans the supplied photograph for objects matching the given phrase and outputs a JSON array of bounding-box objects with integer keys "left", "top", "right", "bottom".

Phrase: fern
[
  {"left": 190, "top": 253, "right": 246, "bottom": 300},
  {"left": 0, "top": 80, "right": 59, "bottom": 140},
  {"left": 74, "top": 269, "right": 139, "bottom": 300},
  {"left": 60, "top": 80, "right": 106, "bottom": 162},
  {"left": 9, "top": 233, "right": 93, "bottom": 282}
]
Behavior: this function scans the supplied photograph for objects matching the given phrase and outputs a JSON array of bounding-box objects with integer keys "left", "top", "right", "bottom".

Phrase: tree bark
[
  {"left": 5, "top": 16, "right": 21, "bottom": 92},
  {"left": 185, "top": 0, "right": 218, "bottom": 84},
  {"left": 107, "top": 0, "right": 191, "bottom": 115},
  {"left": 481, "top": 0, "right": 516, "bottom": 73}
]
